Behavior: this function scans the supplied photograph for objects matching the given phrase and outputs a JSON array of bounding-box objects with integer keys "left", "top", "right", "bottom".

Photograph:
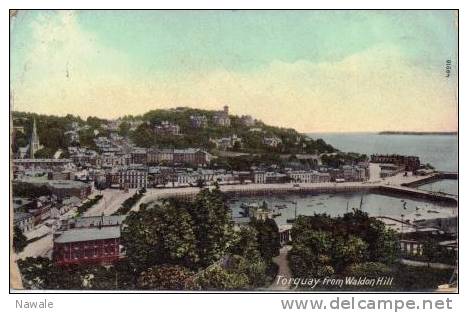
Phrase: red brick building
[{"left": 53, "top": 215, "right": 125, "bottom": 266}]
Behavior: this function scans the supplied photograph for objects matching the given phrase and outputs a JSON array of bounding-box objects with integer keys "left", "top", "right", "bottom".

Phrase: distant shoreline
[{"left": 378, "top": 131, "right": 457, "bottom": 136}]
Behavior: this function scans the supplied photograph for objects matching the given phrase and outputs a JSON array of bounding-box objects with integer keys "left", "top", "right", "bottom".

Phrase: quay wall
[
  {"left": 142, "top": 181, "right": 458, "bottom": 206},
  {"left": 222, "top": 185, "right": 377, "bottom": 198},
  {"left": 377, "top": 186, "right": 457, "bottom": 206},
  {"left": 403, "top": 172, "right": 458, "bottom": 188}
]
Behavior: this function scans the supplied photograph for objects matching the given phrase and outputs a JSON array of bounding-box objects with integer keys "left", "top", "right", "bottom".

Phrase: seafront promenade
[{"left": 135, "top": 171, "right": 458, "bottom": 209}]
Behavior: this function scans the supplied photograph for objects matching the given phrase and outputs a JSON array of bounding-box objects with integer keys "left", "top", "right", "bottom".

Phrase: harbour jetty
[{"left": 402, "top": 171, "right": 458, "bottom": 188}]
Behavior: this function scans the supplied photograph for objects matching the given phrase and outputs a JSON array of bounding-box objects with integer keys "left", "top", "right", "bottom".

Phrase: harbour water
[
  {"left": 230, "top": 192, "right": 457, "bottom": 225},
  {"left": 417, "top": 179, "right": 458, "bottom": 196},
  {"left": 231, "top": 133, "right": 458, "bottom": 225}
]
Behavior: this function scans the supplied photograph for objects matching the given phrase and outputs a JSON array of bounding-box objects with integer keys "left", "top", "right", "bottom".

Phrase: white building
[
  {"left": 263, "top": 136, "right": 282, "bottom": 147},
  {"left": 118, "top": 167, "right": 148, "bottom": 189},
  {"left": 213, "top": 106, "right": 231, "bottom": 127}
]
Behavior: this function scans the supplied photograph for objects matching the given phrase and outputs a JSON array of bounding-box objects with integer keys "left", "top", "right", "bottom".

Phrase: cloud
[{"left": 11, "top": 14, "right": 457, "bottom": 133}]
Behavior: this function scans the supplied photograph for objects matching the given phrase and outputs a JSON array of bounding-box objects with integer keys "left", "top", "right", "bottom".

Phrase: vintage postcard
[{"left": 10, "top": 10, "right": 458, "bottom": 293}]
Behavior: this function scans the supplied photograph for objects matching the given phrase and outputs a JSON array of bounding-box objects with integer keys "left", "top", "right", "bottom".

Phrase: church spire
[{"left": 29, "top": 118, "right": 40, "bottom": 158}]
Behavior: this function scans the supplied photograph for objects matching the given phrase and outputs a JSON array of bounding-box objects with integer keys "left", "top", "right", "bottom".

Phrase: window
[{"left": 72, "top": 250, "right": 81, "bottom": 260}]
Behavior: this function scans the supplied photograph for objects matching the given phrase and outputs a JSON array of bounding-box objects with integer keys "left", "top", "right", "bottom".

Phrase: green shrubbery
[
  {"left": 76, "top": 195, "right": 103, "bottom": 216},
  {"left": 111, "top": 189, "right": 146, "bottom": 216}
]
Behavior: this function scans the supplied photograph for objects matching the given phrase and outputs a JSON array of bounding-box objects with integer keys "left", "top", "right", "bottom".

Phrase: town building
[
  {"left": 13, "top": 159, "right": 74, "bottom": 173},
  {"left": 154, "top": 121, "right": 180, "bottom": 136},
  {"left": 13, "top": 197, "right": 34, "bottom": 212},
  {"left": 263, "top": 136, "right": 282, "bottom": 147},
  {"left": 59, "top": 215, "right": 125, "bottom": 230},
  {"left": 130, "top": 148, "right": 148, "bottom": 165},
  {"left": 342, "top": 165, "right": 367, "bottom": 182},
  {"left": 53, "top": 226, "right": 121, "bottom": 266},
  {"left": 147, "top": 148, "right": 174, "bottom": 164},
  {"left": 210, "top": 134, "right": 242, "bottom": 150},
  {"left": 190, "top": 115, "right": 208, "bottom": 128},
  {"left": 48, "top": 171, "right": 73, "bottom": 181},
  {"left": 173, "top": 149, "right": 212, "bottom": 166},
  {"left": 53, "top": 215, "right": 125, "bottom": 266},
  {"left": 14, "top": 212, "right": 34, "bottom": 233},
  {"left": 278, "top": 224, "right": 293, "bottom": 246},
  {"left": 287, "top": 170, "right": 331, "bottom": 183},
  {"left": 213, "top": 106, "right": 231, "bottom": 127},
  {"left": 265, "top": 172, "right": 289, "bottom": 184},
  {"left": 47, "top": 180, "right": 92, "bottom": 200},
  {"left": 118, "top": 166, "right": 148, "bottom": 189},
  {"left": 371, "top": 154, "right": 421, "bottom": 172},
  {"left": 28, "top": 196, "right": 54, "bottom": 224},
  {"left": 68, "top": 147, "right": 99, "bottom": 166},
  {"left": 253, "top": 171, "right": 266, "bottom": 184},
  {"left": 64, "top": 130, "right": 80, "bottom": 143},
  {"left": 379, "top": 163, "right": 406, "bottom": 178},
  {"left": 50, "top": 196, "right": 81, "bottom": 218}
]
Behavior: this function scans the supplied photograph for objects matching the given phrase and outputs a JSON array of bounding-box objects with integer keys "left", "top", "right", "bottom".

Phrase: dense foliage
[
  {"left": 12, "top": 182, "right": 51, "bottom": 198},
  {"left": 17, "top": 188, "right": 279, "bottom": 290},
  {"left": 288, "top": 210, "right": 400, "bottom": 280},
  {"left": 13, "top": 226, "right": 28, "bottom": 253}
]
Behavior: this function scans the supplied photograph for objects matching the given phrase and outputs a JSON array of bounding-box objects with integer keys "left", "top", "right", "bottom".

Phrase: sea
[
  {"left": 230, "top": 133, "right": 458, "bottom": 223},
  {"left": 308, "top": 132, "right": 458, "bottom": 172}
]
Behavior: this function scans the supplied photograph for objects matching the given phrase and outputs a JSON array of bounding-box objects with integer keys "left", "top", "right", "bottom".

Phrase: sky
[{"left": 10, "top": 10, "right": 458, "bottom": 133}]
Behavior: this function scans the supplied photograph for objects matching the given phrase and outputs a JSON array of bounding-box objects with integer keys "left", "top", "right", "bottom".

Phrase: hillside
[{"left": 11, "top": 108, "right": 338, "bottom": 157}]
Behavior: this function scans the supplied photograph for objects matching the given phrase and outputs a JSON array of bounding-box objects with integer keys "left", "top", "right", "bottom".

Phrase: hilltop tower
[{"left": 29, "top": 118, "right": 41, "bottom": 158}]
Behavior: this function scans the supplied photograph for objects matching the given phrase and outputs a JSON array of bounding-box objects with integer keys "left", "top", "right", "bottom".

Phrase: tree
[
  {"left": 17, "top": 257, "right": 84, "bottom": 290},
  {"left": 13, "top": 226, "right": 28, "bottom": 253},
  {"left": 118, "top": 121, "right": 131, "bottom": 137},
  {"left": 340, "top": 210, "right": 399, "bottom": 264},
  {"left": 137, "top": 264, "right": 198, "bottom": 290},
  {"left": 250, "top": 218, "right": 280, "bottom": 261},
  {"left": 121, "top": 201, "right": 199, "bottom": 272},
  {"left": 195, "top": 178, "right": 206, "bottom": 188},
  {"left": 185, "top": 187, "right": 234, "bottom": 268},
  {"left": 229, "top": 226, "right": 269, "bottom": 287},
  {"left": 345, "top": 262, "right": 391, "bottom": 278},
  {"left": 422, "top": 237, "right": 440, "bottom": 266},
  {"left": 13, "top": 182, "right": 51, "bottom": 198},
  {"left": 331, "top": 235, "right": 368, "bottom": 273},
  {"left": 288, "top": 229, "right": 334, "bottom": 277},
  {"left": 17, "top": 257, "right": 52, "bottom": 289},
  {"left": 195, "top": 264, "right": 249, "bottom": 290},
  {"left": 288, "top": 211, "right": 400, "bottom": 280},
  {"left": 34, "top": 147, "right": 56, "bottom": 158}
]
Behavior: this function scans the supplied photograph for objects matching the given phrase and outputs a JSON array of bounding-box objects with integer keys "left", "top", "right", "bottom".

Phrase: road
[
  {"left": 400, "top": 259, "right": 456, "bottom": 269},
  {"left": 270, "top": 245, "right": 292, "bottom": 290},
  {"left": 84, "top": 189, "right": 135, "bottom": 216},
  {"left": 18, "top": 233, "right": 53, "bottom": 259}
]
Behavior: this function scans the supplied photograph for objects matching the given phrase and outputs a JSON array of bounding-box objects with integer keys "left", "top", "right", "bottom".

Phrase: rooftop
[
  {"left": 54, "top": 225, "right": 121, "bottom": 244},
  {"left": 67, "top": 215, "right": 125, "bottom": 228}
]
